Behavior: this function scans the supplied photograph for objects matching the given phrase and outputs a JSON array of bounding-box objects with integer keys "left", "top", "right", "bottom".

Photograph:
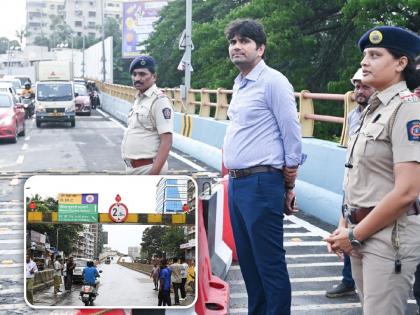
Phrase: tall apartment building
[
  {"left": 156, "top": 178, "right": 196, "bottom": 214},
  {"left": 26, "top": 0, "right": 125, "bottom": 44},
  {"left": 26, "top": 0, "right": 65, "bottom": 43}
]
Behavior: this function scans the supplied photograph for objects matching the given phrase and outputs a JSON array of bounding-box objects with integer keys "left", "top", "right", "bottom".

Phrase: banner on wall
[{"left": 122, "top": 0, "right": 168, "bottom": 58}]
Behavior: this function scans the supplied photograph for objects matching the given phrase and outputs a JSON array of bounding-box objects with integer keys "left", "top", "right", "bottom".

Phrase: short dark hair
[
  {"left": 225, "top": 19, "right": 267, "bottom": 48},
  {"left": 387, "top": 48, "right": 420, "bottom": 90}
]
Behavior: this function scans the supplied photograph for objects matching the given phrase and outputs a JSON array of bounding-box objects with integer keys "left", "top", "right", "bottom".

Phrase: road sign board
[
  {"left": 58, "top": 193, "right": 98, "bottom": 223},
  {"left": 108, "top": 203, "right": 129, "bottom": 223}
]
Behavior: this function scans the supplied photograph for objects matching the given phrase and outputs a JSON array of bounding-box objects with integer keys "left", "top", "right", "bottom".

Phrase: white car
[{"left": 73, "top": 258, "right": 90, "bottom": 284}]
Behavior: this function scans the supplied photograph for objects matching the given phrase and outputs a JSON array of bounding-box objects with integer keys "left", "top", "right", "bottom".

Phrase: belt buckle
[{"left": 229, "top": 169, "right": 238, "bottom": 179}]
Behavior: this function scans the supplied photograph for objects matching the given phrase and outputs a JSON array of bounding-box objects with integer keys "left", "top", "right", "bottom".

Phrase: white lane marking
[
  {"left": 0, "top": 274, "right": 22, "bottom": 280},
  {"left": 9, "top": 178, "right": 20, "bottom": 186},
  {"left": 284, "top": 232, "right": 319, "bottom": 237},
  {"left": 0, "top": 288, "right": 23, "bottom": 294},
  {"left": 0, "top": 263, "right": 23, "bottom": 268},
  {"left": 169, "top": 151, "right": 205, "bottom": 171},
  {"left": 230, "top": 261, "right": 342, "bottom": 271},
  {"left": 231, "top": 290, "right": 331, "bottom": 299},
  {"left": 101, "top": 106, "right": 207, "bottom": 171},
  {"left": 0, "top": 230, "right": 22, "bottom": 235},
  {"left": 0, "top": 215, "right": 22, "bottom": 220},
  {"left": 287, "top": 215, "right": 331, "bottom": 238},
  {"left": 283, "top": 224, "right": 302, "bottom": 229},
  {"left": 25, "top": 136, "right": 30, "bottom": 141},
  {"left": 0, "top": 221, "right": 22, "bottom": 227},
  {"left": 286, "top": 253, "right": 337, "bottom": 258},
  {"left": 230, "top": 276, "right": 342, "bottom": 285},
  {"left": 21, "top": 143, "right": 28, "bottom": 150},
  {"left": 97, "top": 108, "right": 110, "bottom": 118},
  {"left": 15, "top": 155, "right": 24, "bottom": 164},
  {"left": 100, "top": 134, "right": 115, "bottom": 146},
  {"left": 0, "top": 304, "right": 27, "bottom": 310},
  {"left": 0, "top": 239, "right": 22, "bottom": 244},
  {"left": 0, "top": 249, "right": 23, "bottom": 254},
  {"left": 284, "top": 241, "right": 326, "bottom": 247}
]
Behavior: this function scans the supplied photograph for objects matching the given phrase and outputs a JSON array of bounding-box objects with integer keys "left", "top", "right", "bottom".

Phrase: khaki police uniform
[
  {"left": 344, "top": 81, "right": 420, "bottom": 315},
  {"left": 121, "top": 84, "right": 173, "bottom": 175}
]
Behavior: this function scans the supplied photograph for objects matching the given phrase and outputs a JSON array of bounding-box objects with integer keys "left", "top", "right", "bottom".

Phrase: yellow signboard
[{"left": 58, "top": 194, "right": 82, "bottom": 204}]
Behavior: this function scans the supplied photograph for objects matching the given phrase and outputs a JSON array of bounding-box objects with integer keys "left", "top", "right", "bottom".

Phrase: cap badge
[
  {"left": 369, "top": 30, "right": 383, "bottom": 44},
  {"left": 140, "top": 59, "right": 146, "bottom": 65}
]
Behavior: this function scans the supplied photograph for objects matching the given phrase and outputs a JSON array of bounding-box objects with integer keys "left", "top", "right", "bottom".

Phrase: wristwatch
[{"left": 348, "top": 227, "right": 363, "bottom": 249}]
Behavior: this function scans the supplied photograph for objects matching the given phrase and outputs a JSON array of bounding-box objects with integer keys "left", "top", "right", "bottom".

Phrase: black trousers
[
  {"left": 414, "top": 263, "right": 420, "bottom": 306},
  {"left": 172, "top": 282, "right": 181, "bottom": 304},
  {"left": 181, "top": 278, "right": 187, "bottom": 298},
  {"left": 158, "top": 290, "right": 171, "bottom": 306}
]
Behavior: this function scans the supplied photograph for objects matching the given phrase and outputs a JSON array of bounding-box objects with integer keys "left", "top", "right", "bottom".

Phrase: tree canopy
[{"left": 141, "top": 226, "right": 186, "bottom": 260}]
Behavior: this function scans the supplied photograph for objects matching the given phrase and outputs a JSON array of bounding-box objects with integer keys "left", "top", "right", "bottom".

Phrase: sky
[
  {"left": 24, "top": 175, "right": 190, "bottom": 254},
  {"left": 0, "top": 0, "right": 26, "bottom": 40}
]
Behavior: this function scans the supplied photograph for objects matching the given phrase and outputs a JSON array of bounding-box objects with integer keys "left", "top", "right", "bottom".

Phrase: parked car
[
  {"left": 74, "top": 84, "right": 92, "bottom": 115},
  {"left": 73, "top": 257, "right": 90, "bottom": 284},
  {"left": 0, "top": 92, "right": 25, "bottom": 143},
  {"left": 0, "top": 82, "right": 21, "bottom": 103}
]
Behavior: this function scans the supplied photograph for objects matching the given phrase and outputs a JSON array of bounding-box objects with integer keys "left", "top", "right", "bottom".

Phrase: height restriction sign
[{"left": 108, "top": 194, "right": 129, "bottom": 223}]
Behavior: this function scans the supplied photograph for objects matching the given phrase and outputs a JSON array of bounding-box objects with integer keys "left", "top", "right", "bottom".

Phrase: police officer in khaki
[
  {"left": 326, "top": 26, "right": 420, "bottom": 315},
  {"left": 122, "top": 55, "right": 173, "bottom": 175}
]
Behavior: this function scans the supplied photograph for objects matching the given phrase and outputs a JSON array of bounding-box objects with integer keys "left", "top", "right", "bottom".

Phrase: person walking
[
  {"left": 223, "top": 19, "right": 304, "bottom": 315},
  {"left": 150, "top": 263, "right": 160, "bottom": 291},
  {"left": 53, "top": 256, "right": 63, "bottom": 295},
  {"left": 326, "top": 26, "right": 420, "bottom": 315},
  {"left": 65, "top": 257, "right": 75, "bottom": 291},
  {"left": 26, "top": 254, "right": 38, "bottom": 305},
  {"left": 121, "top": 55, "right": 174, "bottom": 175},
  {"left": 158, "top": 259, "right": 171, "bottom": 306},
  {"left": 180, "top": 257, "right": 188, "bottom": 300},
  {"left": 169, "top": 257, "right": 183, "bottom": 305},
  {"left": 326, "top": 68, "right": 376, "bottom": 298},
  {"left": 187, "top": 259, "right": 195, "bottom": 294}
]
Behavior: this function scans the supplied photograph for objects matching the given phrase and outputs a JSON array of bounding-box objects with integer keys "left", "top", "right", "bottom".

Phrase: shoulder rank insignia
[
  {"left": 407, "top": 120, "right": 420, "bottom": 141},
  {"left": 399, "top": 91, "right": 419, "bottom": 103},
  {"left": 162, "top": 108, "right": 171, "bottom": 119}
]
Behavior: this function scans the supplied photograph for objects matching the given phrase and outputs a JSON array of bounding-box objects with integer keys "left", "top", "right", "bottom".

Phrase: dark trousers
[
  {"left": 65, "top": 274, "right": 73, "bottom": 290},
  {"left": 414, "top": 263, "right": 420, "bottom": 308},
  {"left": 228, "top": 172, "right": 291, "bottom": 315},
  {"left": 172, "top": 282, "right": 181, "bottom": 305},
  {"left": 158, "top": 290, "right": 171, "bottom": 306},
  {"left": 342, "top": 254, "right": 355, "bottom": 287},
  {"left": 181, "top": 278, "right": 187, "bottom": 298}
]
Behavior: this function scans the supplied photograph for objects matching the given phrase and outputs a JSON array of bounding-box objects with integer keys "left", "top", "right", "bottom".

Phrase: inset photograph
[{"left": 24, "top": 175, "right": 197, "bottom": 309}]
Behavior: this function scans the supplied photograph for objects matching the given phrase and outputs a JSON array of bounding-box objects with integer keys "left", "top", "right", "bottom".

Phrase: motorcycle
[
  {"left": 79, "top": 270, "right": 102, "bottom": 306},
  {"left": 88, "top": 90, "right": 100, "bottom": 109},
  {"left": 21, "top": 96, "right": 35, "bottom": 119}
]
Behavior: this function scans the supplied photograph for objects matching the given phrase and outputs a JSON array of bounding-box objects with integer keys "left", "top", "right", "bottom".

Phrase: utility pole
[
  {"left": 181, "top": 0, "right": 192, "bottom": 107},
  {"left": 101, "top": 0, "right": 106, "bottom": 82}
]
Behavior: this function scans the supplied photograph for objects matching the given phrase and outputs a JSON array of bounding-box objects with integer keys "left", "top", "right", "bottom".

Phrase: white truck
[{"left": 35, "top": 61, "right": 76, "bottom": 128}]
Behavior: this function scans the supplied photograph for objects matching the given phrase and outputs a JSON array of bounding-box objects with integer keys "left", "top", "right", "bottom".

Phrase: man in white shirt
[
  {"left": 26, "top": 254, "right": 38, "bottom": 305},
  {"left": 53, "top": 256, "right": 63, "bottom": 295}
]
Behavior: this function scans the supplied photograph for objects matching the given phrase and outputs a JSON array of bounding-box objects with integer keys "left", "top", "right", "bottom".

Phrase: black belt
[{"left": 228, "top": 166, "right": 282, "bottom": 179}]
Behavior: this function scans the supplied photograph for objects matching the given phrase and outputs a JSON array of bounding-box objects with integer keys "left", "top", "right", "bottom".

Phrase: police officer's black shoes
[{"left": 325, "top": 282, "right": 356, "bottom": 298}]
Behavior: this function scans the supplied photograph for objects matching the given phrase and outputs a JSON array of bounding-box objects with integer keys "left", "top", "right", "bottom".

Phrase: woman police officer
[{"left": 325, "top": 26, "right": 420, "bottom": 315}]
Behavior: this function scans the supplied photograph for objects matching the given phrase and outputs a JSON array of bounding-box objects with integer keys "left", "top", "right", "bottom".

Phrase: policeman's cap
[
  {"left": 129, "top": 55, "right": 156, "bottom": 74},
  {"left": 358, "top": 26, "right": 420, "bottom": 59}
]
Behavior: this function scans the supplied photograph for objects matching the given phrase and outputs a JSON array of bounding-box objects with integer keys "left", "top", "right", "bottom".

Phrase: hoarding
[
  {"left": 122, "top": 1, "right": 168, "bottom": 58},
  {"left": 58, "top": 193, "right": 98, "bottom": 223}
]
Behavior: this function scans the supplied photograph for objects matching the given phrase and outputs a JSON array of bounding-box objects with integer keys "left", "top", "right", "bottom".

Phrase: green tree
[
  {"left": 161, "top": 226, "right": 186, "bottom": 259},
  {"left": 141, "top": 226, "right": 166, "bottom": 259}
]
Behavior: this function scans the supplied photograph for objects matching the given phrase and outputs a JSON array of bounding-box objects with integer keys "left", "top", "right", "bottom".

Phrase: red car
[
  {"left": 0, "top": 92, "right": 25, "bottom": 143},
  {"left": 74, "top": 84, "right": 92, "bottom": 116}
]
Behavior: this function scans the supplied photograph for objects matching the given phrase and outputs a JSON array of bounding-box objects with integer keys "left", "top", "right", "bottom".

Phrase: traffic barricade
[
  {"left": 220, "top": 175, "right": 237, "bottom": 261},
  {"left": 195, "top": 198, "right": 229, "bottom": 315}
]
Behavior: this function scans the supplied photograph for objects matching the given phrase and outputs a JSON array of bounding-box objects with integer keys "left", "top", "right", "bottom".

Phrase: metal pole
[
  {"left": 7, "top": 41, "right": 10, "bottom": 75},
  {"left": 82, "top": 34, "right": 85, "bottom": 78},
  {"left": 101, "top": 0, "right": 106, "bottom": 82},
  {"left": 182, "top": 0, "right": 192, "bottom": 106},
  {"left": 56, "top": 228, "right": 59, "bottom": 252}
]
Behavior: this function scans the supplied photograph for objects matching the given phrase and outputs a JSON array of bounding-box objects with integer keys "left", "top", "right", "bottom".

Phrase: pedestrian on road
[
  {"left": 223, "top": 19, "right": 304, "bottom": 315},
  {"left": 65, "top": 257, "right": 75, "bottom": 291},
  {"left": 150, "top": 263, "right": 160, "bottom": 291},
  {"left": 62, "top": 259, "right": 67, "bottom": 291},
  {"left": 187, "top": 259, "right": 195, "bottom": 294},
  {"left": 180, "top": 257, "right": 188, "bottom": 300},
  {"left": 26, "top": 254, "right": 38, "bottom": 305},
  {"left": 326, "top": 26, "right": 420, "bottom": 315},
  {"left": 326, "top": 68, "right": 375, "bottom": 298},
  {"left": 121, "top": 55, "right": 174, "bottom": 175},
  {"left": 169, "top": 257, "right": 183, "bottom": 305},
  {"left": 53, "top": 256, "right": 63, "bottom": 295},
  {"left": 158, "top": 259, "right": 171, "bottom": 306}
]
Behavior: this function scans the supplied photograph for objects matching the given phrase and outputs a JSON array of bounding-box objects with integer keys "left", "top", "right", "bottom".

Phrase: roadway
[{"left": 0, "top": 109, "right": 417, "bottom": 314}]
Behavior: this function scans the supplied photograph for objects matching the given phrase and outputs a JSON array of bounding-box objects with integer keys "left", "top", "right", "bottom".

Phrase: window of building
[
  {"left": 75, "top": 10, "right": 83, "bottom": 16},
  {"left": 116, "top": 14, "right": 120, "bottom": 19},
  {"left": 89, "top": 1, "right": 95, "bottom": 5},
  {"left": 75, "top": 21, "right": 83, "bottom": 27},
  {"left": 50, "top": 4, "right": 55, "bottom": 9},
  {"left": 88, "top": 11, "right": 96, "bottom": 17},
  {"left": 77, "top": 32, "right": 82, "bottom": 36},
  {"left": 88, "top": 32, "right": 96, "bottom": 37},
  {"left": 88, "top": 22, "right": 96, "bottom": 28},
  {"left": 57, "top": 5, "right": 64, "bottom": 10}
]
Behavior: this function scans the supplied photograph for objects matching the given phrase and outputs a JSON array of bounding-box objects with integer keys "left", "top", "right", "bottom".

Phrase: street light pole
[
  {"left": 101, "top": 0, "right": 106, "bottom": 82},
  {"left": 56, "top": 227, "right": 59, "bottom": 252},
  {"left": 181, "top": 0, "right": 192, "bottom": 108}
]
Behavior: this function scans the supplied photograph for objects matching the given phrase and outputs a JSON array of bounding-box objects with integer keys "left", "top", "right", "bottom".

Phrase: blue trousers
[
  {"left": 228, "top": 172, "right": 291, "bottom": 315},
  {"left": 342, "top": 254, "right": 355, "bottom": 287}
]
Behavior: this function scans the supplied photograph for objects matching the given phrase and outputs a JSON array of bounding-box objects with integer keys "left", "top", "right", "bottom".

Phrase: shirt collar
[
  {"left": 376, "top": 81, "right": 408, "bottom": 106},
  {"left": 234, "top": 59, "right": 267, "bottom": 84},
  {"left": 136, "top": 84, "right": 158, "bottom": 99}
]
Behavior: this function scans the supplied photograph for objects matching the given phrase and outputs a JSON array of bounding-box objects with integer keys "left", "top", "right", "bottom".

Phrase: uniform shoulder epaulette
[{"left": 399, "top": 90, "right": 419, "bottom": 103}]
